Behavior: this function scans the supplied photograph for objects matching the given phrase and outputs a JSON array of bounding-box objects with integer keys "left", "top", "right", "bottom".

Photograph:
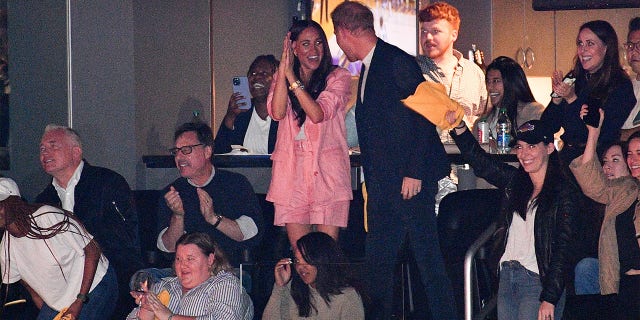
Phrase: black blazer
[
  {"left": 36, "top": 162, "right": 144, "bottom": 275},
  {"left": 214, "top": 106, "right": 278, "bottom": 154},
  {"left": 356, "top": 39, "right": 449, "bottom": 198}
]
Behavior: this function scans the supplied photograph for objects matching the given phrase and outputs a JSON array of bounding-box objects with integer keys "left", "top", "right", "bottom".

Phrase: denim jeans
[
  {"left": 574, "top": 257, "right": 600, "bottom": 294},
  {"left": 37, "top": 264, "right": 118, "bottom": 320},
  {"left": 498, "top": 261, "right": 565, "bottom": 320}
]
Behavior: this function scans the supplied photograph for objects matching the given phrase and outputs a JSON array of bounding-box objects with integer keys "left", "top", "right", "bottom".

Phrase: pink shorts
[
  {"left": 274, "top": 200, "right": 350, "bottom": 227},
  {"left": 273, "top": 140, "right": 350, "bottom": 227}
]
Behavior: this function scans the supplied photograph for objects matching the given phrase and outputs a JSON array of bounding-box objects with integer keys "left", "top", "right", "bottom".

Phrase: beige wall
[
  {"left": 210, "top": 1, "right": 289, "bottom": 135},
  {"left": 134, "top": 0, "right": 289, "bottom": 156}
]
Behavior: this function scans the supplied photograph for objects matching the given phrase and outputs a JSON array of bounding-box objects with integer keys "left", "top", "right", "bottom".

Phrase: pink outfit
[{"left": 266, "top": 67, "right": 353, "bottom": 226}]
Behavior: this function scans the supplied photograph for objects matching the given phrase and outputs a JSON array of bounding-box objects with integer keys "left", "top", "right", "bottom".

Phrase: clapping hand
[
  {"left": 196, "top": 188, "right": 216, "bottom": 224},
  {"left": 551, "top": 71, "right": 576, "bottom": 103},
  {"left": 279, "top": 32, "right": 296, "bottom": 82},
  {"left": 164, "top": 186, "right": 185, "bottom": 216}
]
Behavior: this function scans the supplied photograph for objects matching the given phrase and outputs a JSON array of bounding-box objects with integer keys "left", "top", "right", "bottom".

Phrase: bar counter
[
  {"left": 143, "top": 154, "right": 362, "bottom": 193},
  {"left": 142, "top": 148, "right": 517, "bottom": 169},
  {"left": 143, "top": 148, "right": 517, "bottom": 193}
]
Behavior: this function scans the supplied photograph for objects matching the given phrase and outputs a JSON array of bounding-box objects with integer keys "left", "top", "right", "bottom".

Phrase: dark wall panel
[{"left": 6, "top": 0, "right": 67, "bottom": 200}]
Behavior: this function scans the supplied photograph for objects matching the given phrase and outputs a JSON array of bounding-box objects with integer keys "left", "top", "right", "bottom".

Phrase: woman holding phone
[
  {"left": 266, "top": 20, "right": 352, "bottom": 252},
  {"left": 541, "top": 20, "right": 636, "bottom": 164}
]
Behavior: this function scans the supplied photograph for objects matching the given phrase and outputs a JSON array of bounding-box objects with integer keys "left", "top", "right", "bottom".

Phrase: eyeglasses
[
  {"left": 624, "top": 41, "right": 640, "bottom": 52},
  {"left": 169, "top": 143, "right": 204, "bottom": 156}
]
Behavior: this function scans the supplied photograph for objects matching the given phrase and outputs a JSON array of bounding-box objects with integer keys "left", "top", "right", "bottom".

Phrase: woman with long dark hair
[
  {"left": 482, "top": 56, "right": 544, "bottom": 138},
  {"left": 267, "top": 20, "right": 352, "bottom": 251},
  {"left": 263, "top": 232, "right": 364, "bottom": 319},
  {"left": 573, "top": 139, "right": 630, "bottom": 296},
  {"left": 0, "top": 177, "right": 117, "bottom": 319},
  {"left": 449, "top": 119, "right": 580, "bottom": 320},
  {"left": 542, "top": 20, "right": 636, "bottom": 164}
]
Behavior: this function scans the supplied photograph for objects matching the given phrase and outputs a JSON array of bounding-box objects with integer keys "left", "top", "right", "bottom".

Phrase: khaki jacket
[{"left": 570, "top": 155, "right": 640, "bottom": 294}]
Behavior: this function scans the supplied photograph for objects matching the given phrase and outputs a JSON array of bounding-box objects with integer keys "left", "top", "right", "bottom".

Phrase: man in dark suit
[
  {"left": 332, "top": 2, "right": 457, "bottom": 319},
  {"left": 214, "top": 55, "right": 279, "bottom": 154},
  {"left": 36, "top": 125, "right": 143, "bottom": 319}
]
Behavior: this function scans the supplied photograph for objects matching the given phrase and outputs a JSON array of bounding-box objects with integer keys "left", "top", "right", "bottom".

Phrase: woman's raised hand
[
  {"left": 580, "top": 106, "right": 605, "bottom": 164},
  {"left": 274, "top": 258, "right": 293, "bottom": 287},
  {"left": 579, "top": 104, "right": 605, "bottom": 130},
  {"left": 551, "top": 70, "right": 577, "bottom": 103},
  {"left": 279, "top": 32, "right": 295, "bottom": 80}
]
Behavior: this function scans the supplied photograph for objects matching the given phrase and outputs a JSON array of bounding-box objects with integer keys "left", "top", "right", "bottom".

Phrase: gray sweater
[{"left": 262, "top": 283, "right": 364, "bottom": 320}]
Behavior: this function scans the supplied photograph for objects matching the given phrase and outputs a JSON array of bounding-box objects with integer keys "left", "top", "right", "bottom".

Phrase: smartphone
[
  {"left": 583, "top": 96, "right": 601, "bottom": 128},
  {"left": 550, "top": 74, "right": 576, "bottom": 98},
  {"left": 232, "top": 76, "right": 251, "bottom": 110}
]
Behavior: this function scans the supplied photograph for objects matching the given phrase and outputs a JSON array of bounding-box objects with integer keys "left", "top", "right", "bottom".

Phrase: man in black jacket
[{"left": 36, "top": 124, "right": 143, "bottom": 319}]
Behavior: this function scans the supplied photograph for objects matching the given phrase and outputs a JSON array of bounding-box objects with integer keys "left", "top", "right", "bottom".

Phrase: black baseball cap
[{"left": 509, "top": 120, "right": 554, "bottom": 147}]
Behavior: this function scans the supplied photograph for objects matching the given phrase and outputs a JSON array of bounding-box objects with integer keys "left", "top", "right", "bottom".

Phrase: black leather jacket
[{"left": 451, "top": 129, "right": 579, "bottom": 305}]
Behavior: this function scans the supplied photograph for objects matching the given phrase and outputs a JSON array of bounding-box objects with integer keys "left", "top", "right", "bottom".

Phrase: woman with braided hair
[{"left": 0, "top": 177, "right": 117, "bottom": 319}]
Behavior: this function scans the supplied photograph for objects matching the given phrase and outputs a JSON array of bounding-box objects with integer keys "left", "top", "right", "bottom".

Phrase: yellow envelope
[
  {"left": 53, "top": 308, "right": 74, "bottom": 320},
  {"left": 158, "top": 289, "right": 170, "bottom": 306},
  {"left": 153, "top": 290, "right": 171, "bottom": 320},
  {"left": 401, "top": 81, "right": 464, "bottom": 130}
]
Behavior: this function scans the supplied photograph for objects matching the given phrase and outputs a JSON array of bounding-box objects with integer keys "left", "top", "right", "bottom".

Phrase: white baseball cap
[{"left": 0, "top": 178, "right": 21, "bottom": 201}]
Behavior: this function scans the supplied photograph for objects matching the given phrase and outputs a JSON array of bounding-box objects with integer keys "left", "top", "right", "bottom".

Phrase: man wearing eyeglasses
[
  {"left": 621, "top": 17, "right": 640, "bottom": 141},
  {"left": 157, "top": 122, "right": 263, "bottom": 267},
  {"left": 36, "top": 124, "right": 143, "bottom": 320}
]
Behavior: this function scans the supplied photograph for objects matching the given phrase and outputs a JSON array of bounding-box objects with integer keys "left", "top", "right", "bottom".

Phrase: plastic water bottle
[{"left": 495, "top": 108, "right": 511, "bottom": 154}]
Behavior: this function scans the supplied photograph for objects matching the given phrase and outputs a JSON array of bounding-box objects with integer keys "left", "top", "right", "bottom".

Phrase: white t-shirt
[
  {"left": 500, "top": 201, "right": 539, "bottom": 274},
  {"left": 0, "top": 205, "right": 109, "bottom": 310},
  {"left": 243, "top": 108, "right": 271, "bottom": 154}
]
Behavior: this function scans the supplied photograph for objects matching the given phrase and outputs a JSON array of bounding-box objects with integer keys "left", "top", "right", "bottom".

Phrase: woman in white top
[{"left": 0, "top": 177, "right": 116, "bottom": 319}]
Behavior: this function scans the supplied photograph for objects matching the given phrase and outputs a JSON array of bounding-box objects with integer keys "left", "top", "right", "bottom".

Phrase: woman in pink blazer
[{"left": 267, "top": 19, "right": 352, "bottom": 252}]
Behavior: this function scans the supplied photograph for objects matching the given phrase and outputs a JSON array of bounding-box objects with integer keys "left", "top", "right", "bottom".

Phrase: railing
[{"left": 464, "top": 222, "right": 497, "bottom": 320}]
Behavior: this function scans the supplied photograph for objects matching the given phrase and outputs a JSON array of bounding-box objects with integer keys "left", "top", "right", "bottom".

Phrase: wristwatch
[
  {"left": 212, "top": 214, "right": 224, "bottom": 229},
  {"left": 77, "top": 293, "right": 90, "bottom": 303}
]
